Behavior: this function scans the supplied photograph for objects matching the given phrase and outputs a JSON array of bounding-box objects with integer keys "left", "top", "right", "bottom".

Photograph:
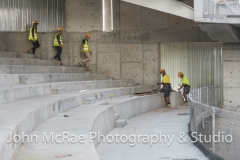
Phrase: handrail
[{"left": 188, "top": 85, "right": 240, "bottom": 160}]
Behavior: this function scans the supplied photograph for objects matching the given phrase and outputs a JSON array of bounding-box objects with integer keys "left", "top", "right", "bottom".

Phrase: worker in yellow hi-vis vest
[
  {"left": 52, "top": 27, "right": 63, "bottom": 65},
  {"left": 177, "top": 72, "right": 190, "bottom": 105},
  {"left": 79, "top": 33, "right": 92, "bottom": 71},
  {"left": 157, "top": 69, "right": 172, "bottom": 107},
  {"left": 28, "top": 20, "right": 40, "bottom": 58}
]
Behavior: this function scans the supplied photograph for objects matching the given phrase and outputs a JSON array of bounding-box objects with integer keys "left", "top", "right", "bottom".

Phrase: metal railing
[
  {"left": 195, "top": 0, "right": 240, "bottom": 23},
  {"left": 189, "top": 86, "right": 240, "bottom": 160}
]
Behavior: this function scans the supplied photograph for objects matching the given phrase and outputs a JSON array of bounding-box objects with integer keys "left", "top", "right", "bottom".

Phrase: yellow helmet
[
  {"left": 160, "top": 69, "right": 165, "bottom": 73},
  {"left": 58, "top": 27, "right": 63, "bottom": 31},
  {"left": 178, "top": 72, "right": 183, "bottom": 77},
  {"left": 86, "top": 33, "right": 91, "bottom": 37},
  {"left": 32, "top": 20, "right": 38, "bottom": 24}
]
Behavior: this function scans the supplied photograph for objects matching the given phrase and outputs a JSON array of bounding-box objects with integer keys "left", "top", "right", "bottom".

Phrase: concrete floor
[{"left": 97, "top": 106, "right": 209, "bottom": 160}]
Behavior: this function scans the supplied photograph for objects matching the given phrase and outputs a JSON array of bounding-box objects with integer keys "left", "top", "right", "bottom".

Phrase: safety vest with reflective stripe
[
  {"left": 83, "top": 39, "right": 90, "bottom": 52},
  {"left": 53, "top": 33, "right": 63, "bottom": 46},
  {"left": 29, "top": 26, "right": 38, "bottom": 41}
]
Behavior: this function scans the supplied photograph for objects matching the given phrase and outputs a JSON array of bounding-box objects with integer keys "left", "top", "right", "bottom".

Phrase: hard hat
[
  {"left": 86, "top": 33, "right": 91, "bottom": 37},
  {"left": 58, "top": 27, "right": 63, "bottom": 31},
  {"left": 178, "top": 72, "right": 183, "bottom": 77},
  {"left": 160, "top": 69, "right": 165, "bottom": 73},
  {"left": 32, "top": 20, "right": 38, "bottom": 24}
]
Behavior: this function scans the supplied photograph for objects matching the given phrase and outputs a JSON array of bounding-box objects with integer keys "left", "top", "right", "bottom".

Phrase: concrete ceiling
[
  {"left": 121, "top": 0, "right": 194, "bottom": 20},
  {"left": 121, "top": 0, "right": 240, "bottom": 42}
]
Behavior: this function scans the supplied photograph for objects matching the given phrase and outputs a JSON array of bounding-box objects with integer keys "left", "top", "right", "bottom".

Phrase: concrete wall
[
  {"left": 0, "top": 0, "right": 212, "bottom": 85},
  {"left": 223, "top": 43, "right": 240, "bottom": 112}
]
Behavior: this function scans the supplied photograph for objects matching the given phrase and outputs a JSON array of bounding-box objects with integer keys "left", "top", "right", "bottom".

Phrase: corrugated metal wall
[
  {"left": 161, "top": 42, "right": 223, "bottom": 90},
  {"left": 0, "top": 0, "right": 64, "bottom": 32}
]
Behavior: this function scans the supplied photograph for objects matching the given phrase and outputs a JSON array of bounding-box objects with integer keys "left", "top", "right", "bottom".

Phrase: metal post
[
  {"left": 198, "top": 89, "right": 200, "bottom": 103},
  {"left": 212, "top": 107, "right": 216, "bottom": 153},
  {"left": 214, "top": 87, "right": 217, "bottom": 107},
  {"left": 214, "top": 0, "right": 216, "bottom": 19},
  {"left": 199, "top": 88, "right": 202, "bottom": 103},
  {"left": 207, "top": 87, "right": 209, "bottom": 105}
]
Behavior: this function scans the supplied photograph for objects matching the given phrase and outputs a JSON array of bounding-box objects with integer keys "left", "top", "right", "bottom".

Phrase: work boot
[
  {"left": 52, "top": 58, "right": 58, "bottom": 61},
  {"left": 167, "top": 103, "right": 171, "bottom": 108},
  {"left": 79, "top": 60, "right": 83, "bottom": 66},
  {"left": 29, "top": 49, "right": 33, "bottom": 54},
  {"left": 184, "top": 101, "right": 189, "bottom": 106},
  {"left": 85, "top": 66, "right": 91, "bottom": 71}
]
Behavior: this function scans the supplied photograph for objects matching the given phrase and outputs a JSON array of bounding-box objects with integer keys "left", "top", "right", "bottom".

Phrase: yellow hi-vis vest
[
  {"left": 181, "top": 76, "right": 190, "bottom": 85},
  {"left": 83, "top": 39, "right": 90, "bottom": 52},
  {"left": 28, "top": 26, "right": 38, "bottom": 41},
  {"left": 53, "top": 33, "right": 63, "bottom": 46},
  {"left": 162, "top": 74, "right": 170, "bottom": 84}
]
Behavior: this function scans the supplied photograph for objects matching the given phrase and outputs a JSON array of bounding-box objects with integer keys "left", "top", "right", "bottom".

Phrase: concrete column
[{"left": 103, "top": 0, "right": 113, "bottom": 32}]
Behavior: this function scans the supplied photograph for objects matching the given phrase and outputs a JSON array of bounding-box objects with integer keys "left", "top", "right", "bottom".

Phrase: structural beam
[{"left": 121, "top": 0, "right": 194, "bottom": 20}]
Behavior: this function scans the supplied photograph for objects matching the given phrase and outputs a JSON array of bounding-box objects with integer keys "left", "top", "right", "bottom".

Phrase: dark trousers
[
  {"left": 54, "top": 46, "right": 62, "bottom": 61},
  {"left": 31, "top": 40, "right": 40, "bottom": 55}
]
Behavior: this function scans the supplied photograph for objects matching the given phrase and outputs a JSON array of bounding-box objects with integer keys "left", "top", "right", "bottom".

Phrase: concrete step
[
  {"left": 0, "top": 57, "right": 60, "bottom": 66},
  {"left": 49, "top": 80, "right": 148, "bottom": 94},
  {"left": 115, "top": 119, "right": 127, "bottom": 128},
  {"left": 83, "top": 97, "right": 97, "bottom": 104},
  {"left": 0, "top": 86, "right": 157, "bottom": 160},
  {"left": 9, "top": 94, "right": 163, "bottom": 160},
  {"left": 0, "top": 79, "right": 154, "bottom": 105},
  {"left": 114, "top": 114, "right": 119, "bottom": 121},
  {"left": 0, "top": 65, "right": 85, "bottom": 74},
  {"left": 19, "top": 73, "right": 109, "bottom": 84},
  {"left": 0, "top": 74, "right": 19, "bottom": 85},
  {"left": 128, "top": 82, "right": 140, "bottom": 86},
  {"left": 0, "top": 51, "right": 34, "bottom": 59}
]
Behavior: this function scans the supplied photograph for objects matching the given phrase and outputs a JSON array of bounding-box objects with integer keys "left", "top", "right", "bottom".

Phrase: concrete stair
[
  {"left": 10, "top": 93, "right": 163, "bottom": 160},
  {"left": 0, "top": 65, "right": 85, "bottom": 74},
  {"left": 0, "top": 57, "right": 60, "bottom": 66},
  {"left": 115, "top": 119, "right": 127, "bottom": 128},
  {"left": 0, "top": 74, "right": 19, "bottom": 85},
  {"left": 0, "top": 80, "right": 150, "bottom": 105},
  {"left": 19, "top": 73, "right": 109, "bottom": 84},
  {"left": 0, "top": 51, "right": 34, "bottom": 59},
  {"left": 0, "top": 86, "right": 158, "bottom": 160},
  {"left": 0, "top": 50, "right": 159, "bottom": 160}
]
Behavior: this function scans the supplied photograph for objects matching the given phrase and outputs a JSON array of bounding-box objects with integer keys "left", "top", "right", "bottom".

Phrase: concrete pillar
[{"left": 103, "top": 0, "right": 113, "bottom": 32}]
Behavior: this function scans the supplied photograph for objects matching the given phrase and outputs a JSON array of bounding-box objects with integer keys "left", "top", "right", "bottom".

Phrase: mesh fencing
[{"left": 189, "top": 86, "right": 240, "bottom": 160}]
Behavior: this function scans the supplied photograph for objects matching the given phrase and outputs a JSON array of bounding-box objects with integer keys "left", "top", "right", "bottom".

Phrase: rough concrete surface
[
  {"left": 0, "top": 0, "right": 213, "bottom": 85},
  {"left": 97, "top": 106, "right": 209, "bottom": 160}
]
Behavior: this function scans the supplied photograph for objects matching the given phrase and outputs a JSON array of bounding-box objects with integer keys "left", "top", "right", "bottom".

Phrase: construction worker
[
  {"left": 177, "top": 72, "right": 190, "bottom": 105},
  {"left": 29, "top": 20, "right": 40, "bottom": 58},
  {"left": 79, "top": 33, "right": 92, "bottom": 71},
  {"left": 157, "top": 69, "right": 171, "bottom": 107},
  {"left": 53, "top": 27, "right": 63, "bottom": 65}
]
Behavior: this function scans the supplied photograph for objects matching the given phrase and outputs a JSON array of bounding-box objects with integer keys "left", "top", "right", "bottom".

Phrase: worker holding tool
[
  {"left": 157, "top": 69, "right": 171, "bottom": 107},
  {"left": 177, "top": 72, "right": 190, "bottom": 105}
]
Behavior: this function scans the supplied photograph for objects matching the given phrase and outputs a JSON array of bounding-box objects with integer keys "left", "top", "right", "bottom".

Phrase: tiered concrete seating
[
  {"left": 11, "top": 94, "right": 164, "bottom": 160},
  {"left": 0, "top": 51, "right": 159, "bottom": 160}
]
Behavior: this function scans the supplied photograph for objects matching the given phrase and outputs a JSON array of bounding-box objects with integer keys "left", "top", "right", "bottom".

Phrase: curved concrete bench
[
  {"left": 12, "top": 93, "right": 164, "bottom": 160},
  {"left": 0, "top": 79, "right": 141, "bottom": 105},
  {"left": 0, "top": 86, "right": 154, "bottom": 160}
]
